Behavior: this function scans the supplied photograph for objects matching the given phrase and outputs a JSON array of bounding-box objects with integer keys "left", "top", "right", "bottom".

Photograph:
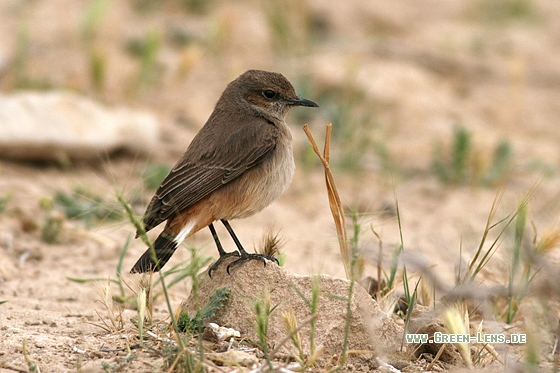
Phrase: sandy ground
[{"left": 1, "top": 0, "right": 560, "bottom": 372}]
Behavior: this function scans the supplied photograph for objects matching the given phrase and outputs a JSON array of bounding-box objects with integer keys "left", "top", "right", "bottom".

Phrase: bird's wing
[{"left": 139, "top": 119, "right": 279, "bottom": 233}]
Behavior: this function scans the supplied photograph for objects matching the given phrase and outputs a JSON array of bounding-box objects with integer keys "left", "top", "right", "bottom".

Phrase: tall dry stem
[{"left": 303, "top": 123, "right": 351, "bottom": 279}]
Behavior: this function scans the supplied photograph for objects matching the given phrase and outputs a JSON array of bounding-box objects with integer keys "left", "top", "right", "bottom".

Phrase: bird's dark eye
[{"left": 262, "top": 90, "right": 277, "bottom": 99}]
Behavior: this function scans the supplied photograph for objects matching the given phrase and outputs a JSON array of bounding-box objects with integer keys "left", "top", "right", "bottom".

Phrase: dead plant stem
[{"left": 303, "top": 124, "right": 350, "bottom": 279}]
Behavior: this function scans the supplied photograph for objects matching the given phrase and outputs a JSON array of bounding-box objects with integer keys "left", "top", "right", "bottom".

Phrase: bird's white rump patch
[{"left": 174, "top": 221, "right": 196, "bottom": 246}]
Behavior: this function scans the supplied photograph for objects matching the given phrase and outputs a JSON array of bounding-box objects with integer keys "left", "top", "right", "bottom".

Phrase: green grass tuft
[
  {"left": 53, "top": 188, "right": 123, "bottom": 225},
  {"left": 468, "top": 0, "right": 537, "bottom": 23},
  {"left": 254, "top": 295, "right": 275, "bottom": 370},
  {"left": 81, "top": 0, "right": 110, "bottom": 43},
  {"left": 177, "top": 287, "right": 231, "bottom": 334},
  {"left": 142, "top": 163, "right": 171, "bottom": 191},
  {"left": 125, "top": 29, "right": 162, "bottom": 90},
  {"left": 89, "top": 48, "right": 107, "bottom": 92},
  {"left": 431, "top": 124, "right": 514, "bottom": 187},
  {"left": 12, "top": 26, "right": 52, "bottom": 90},
  {"left": 0, "top": 194, "right": 10, "bottom": 213}
]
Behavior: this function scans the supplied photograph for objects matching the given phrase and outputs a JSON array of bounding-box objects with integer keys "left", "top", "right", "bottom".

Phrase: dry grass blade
[
  {"left": 23, "top": 339, "right": 41, "bottom": 373},
  {"left": 116, "top": 193, "right": 184, "bottom": 349},
  {"left": 303, "top": 123, "right": 350, "bottom": 279},
  {"left": 426, "top": 343, "right": 447, "bottom": 371},
  {"left": 444, "top": 303, "right": 473, "bottom": 369}
]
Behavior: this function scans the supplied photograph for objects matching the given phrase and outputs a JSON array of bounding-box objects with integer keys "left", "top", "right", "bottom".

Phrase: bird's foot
[
  {"left": 226, "top": 253, "right": 279, "bottom": 274},
  {"left": 208, "top": 251, "right": 240, "bottom": 278}
]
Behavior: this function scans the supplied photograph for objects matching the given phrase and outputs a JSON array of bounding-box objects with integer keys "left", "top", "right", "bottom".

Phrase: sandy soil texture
[{"left": 1, "top": 1, "right": 559, "bottom": 372}]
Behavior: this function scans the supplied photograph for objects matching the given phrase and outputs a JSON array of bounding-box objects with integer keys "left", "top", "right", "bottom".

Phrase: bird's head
[{"left": 224, "top": 70, "right": 318, "bottom": 120}]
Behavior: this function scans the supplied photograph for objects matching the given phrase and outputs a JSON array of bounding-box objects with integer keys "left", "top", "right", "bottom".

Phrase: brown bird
[{"left": 130, "top": 70, "right": 318, "bottom": 276}]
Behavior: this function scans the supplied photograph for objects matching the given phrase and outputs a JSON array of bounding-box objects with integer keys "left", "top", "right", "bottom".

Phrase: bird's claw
[
  {"left": 226, "top": 253, "right": 279, "bottom": 274},
  {"left": 207, "top": 251, "right": 240, "bottom": 278}
]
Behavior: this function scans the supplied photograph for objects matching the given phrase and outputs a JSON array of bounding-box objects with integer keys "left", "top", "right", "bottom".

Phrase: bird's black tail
[{"left": 130, "top": 233, "right": 178, "bottom": 273}]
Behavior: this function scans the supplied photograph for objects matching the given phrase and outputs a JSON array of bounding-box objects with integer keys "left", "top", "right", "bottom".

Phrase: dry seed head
[
  {"left": 535, "top": 227, "right": 560, "bottom": 255},
  {"left": 137, "top": 287, "right": 146, "bottom": 339},
  {"left": 307, "top": 345, "right": 324, "bottom": 366},
  {"left": 137, "top": 288, "right": 147, "bottom": 322},
  {"left": 258, "top": 227, "right": 285, "bottom": 258},
  {"left": 281, "top": 308, "right": 298, "bottom": 334},
  {"left": 375, "top": 293, "right": 401, "bottom": 319},
  {"left": 96, "top": 279, "right": 120, "bottom": 332},
  {"left": 444, "top": 303, "right": 472, "bottom": 368},
  {"left": 420, "top": 277, "right": 432, "bottom": 307},
  {"left": 444, "top": 302, "right": 469, "bottom": 336}
]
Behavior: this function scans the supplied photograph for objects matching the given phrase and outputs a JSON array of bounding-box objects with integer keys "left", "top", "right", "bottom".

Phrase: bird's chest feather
[
  {"left": 239, "top": 136, "right": 294, "bottom": 213},
  {"left": 211, "top": 127, "right": 295, "bottom": 219},
  {"left": 258, "top": 137, "right": 295, "bottom": 198}
]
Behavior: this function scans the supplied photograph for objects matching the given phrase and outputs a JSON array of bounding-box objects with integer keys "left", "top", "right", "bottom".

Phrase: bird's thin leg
[
  {"left": 207, "top": 223, "right": 239, "bottom": 278},
  {"left": 209, "top": 223, "right": 227, "bottom": 256},
  {"left": 220, "top": 219, "right": 279, "bottom": 274},
  {"left": 221, "top": 220, "right": 249, "bottom": 255}
]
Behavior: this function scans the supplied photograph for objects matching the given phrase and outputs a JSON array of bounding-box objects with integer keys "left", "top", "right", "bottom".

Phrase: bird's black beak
[{"left": 289, "top": 96, "right": 319, "bottom": 108}]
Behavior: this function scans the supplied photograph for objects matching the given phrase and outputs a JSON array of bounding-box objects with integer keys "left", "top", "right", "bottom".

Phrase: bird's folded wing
[{"left": 140, "top": 121, "right": 279, "bottom": 233}]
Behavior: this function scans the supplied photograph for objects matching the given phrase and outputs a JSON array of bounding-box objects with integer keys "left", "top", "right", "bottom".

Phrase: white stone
[
  {"left": 204, "top": 322, "right": 241, "bottom": 341},
  {"left": 0, "top": 91, "right": 160, "bottom": 161}
]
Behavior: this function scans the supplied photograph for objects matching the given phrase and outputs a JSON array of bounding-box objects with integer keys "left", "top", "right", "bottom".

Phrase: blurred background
[
  {"left": 1, "top": 0, "right": 560, "bottom": 370},
  {"left": 1, "top": 0, "right": 560, "bottom": 318}
]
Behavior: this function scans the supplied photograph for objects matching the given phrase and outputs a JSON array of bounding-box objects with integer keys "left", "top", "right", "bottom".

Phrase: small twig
[
  {"left": 426, "top": 343, "right": 446, "bottom": 370},
  {"left": 482, "top": 343, "right": 503, "bottom": 365},
  {"left": 145, "top": 330, "right": 177, "bottom": 345},
  {"left": 166, "top": 347, "right": 187, "bottom": 373},
  {"left": 99, "top": 344, "right": 143, "bottom": 353},
  {"left": 100, "top": 347, "right": 126, "bottom": 352}
]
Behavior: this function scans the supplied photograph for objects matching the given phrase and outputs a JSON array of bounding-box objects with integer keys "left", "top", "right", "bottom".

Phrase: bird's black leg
[
  {"left": 221, "top": 219, "right": 279, "bottom": 274},
  {"left": 207, "top": 223, "right": 239, "bottom": 278}
]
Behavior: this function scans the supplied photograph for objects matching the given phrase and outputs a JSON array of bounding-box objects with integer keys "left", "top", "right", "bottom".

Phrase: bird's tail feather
[{"left": 130, "top": 233, "right": 178, "bottom": 273}]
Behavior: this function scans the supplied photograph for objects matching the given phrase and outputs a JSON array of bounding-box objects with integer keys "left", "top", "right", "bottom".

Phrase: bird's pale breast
[{"left": 209, "top": 122, "right": 294, "bottom": 220}]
